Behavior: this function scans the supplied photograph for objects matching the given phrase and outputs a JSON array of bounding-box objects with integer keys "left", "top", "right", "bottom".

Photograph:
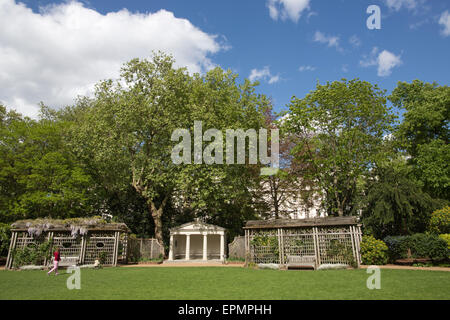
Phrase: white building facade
[{"left": 168, "top": 221, "right": 226, "bottom": 262}]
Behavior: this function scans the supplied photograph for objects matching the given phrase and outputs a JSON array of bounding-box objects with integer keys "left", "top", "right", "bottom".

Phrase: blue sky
[{"left": 1, "top": 0, "right": 449, "bottom": 117}]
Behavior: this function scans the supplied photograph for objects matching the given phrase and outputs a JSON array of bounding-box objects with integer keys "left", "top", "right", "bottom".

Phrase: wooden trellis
[
  {"left": 6, "top": 221, "right": 130, "bottom": 269},
  {"left": 244, "top": 217, "right": 362, "bottom": 269}
]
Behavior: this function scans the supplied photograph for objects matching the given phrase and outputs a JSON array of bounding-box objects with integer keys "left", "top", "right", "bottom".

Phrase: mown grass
[{"left": 0, "top": 267, "right": 449, "bottom": 300}]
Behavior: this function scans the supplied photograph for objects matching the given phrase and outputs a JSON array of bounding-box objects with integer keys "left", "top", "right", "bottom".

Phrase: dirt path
[
  {"left": 360, "top": 264, "right": 450, "bottom": 272},
  {"left": 120, "top": 262, "right": 245, "bottom": 268}
]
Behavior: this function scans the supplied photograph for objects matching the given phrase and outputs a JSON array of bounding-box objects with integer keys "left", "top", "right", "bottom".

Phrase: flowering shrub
[
  {"left": 12, "top": 217, "right": 106, "bottom": 238},
  {"left": 360, "top": 235, "right": 388, "bottom": 265},
  {"left": 439, "top": 234, "right": 450, "bottom": 251},
  {"left": 429, "top": 206, "right": 450, "bottom": 234}
]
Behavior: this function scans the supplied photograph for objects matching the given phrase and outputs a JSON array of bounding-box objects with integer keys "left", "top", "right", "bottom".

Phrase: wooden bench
[
  {"left": 58, "top": 256, "right": 79, "bottom": 267},
  {"left": 287, "top": 255, "right": 316, "bottom": 270}
]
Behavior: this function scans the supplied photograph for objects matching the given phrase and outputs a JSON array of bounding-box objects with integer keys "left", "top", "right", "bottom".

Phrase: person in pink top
[{"left": 47, "top": 247, "right": 61, "bottom": 276}]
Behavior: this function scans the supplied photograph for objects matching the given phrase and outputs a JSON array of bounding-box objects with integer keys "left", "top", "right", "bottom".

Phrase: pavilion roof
[
  {"left": 10, "top": 217, "right": 130, "bottom": 233},
  {"left": 244, "top": 216, "right": 359, "bottom": 229}
]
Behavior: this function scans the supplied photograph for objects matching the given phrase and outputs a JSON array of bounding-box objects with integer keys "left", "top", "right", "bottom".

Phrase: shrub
[
  {"left": 0, "top": 223, "right": 11, "bottom": 257},
  {"left": 429, "top": 206, "right": 450, "bottom": 234},
  {"left": 360, "top": 235, "right": 388, "bottom": 265},
  {"left": 408, "top": 233, "right": 448, "bottom": 261},
  {"left": 12, "top": 240, "right": 52, "bottom": 268},
  {"left": 439, "top": 234, "right": 450, "bottom": 250},
  {"left": 384, "top": 233, "right": 448, "bottom": 262},
  {"left": 383, "top": 236, "right": 410, "bottom": 262}
]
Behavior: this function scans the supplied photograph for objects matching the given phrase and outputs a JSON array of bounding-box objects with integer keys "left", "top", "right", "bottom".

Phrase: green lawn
[{"left": 0, "top": 267, "right": 449, "bottom": 300}]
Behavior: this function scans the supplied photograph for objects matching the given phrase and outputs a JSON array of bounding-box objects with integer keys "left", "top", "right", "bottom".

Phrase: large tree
[
  {"left": 390, "top": 80, "right": 450, "bottom": 200},
  {"left": 69, "top": 53, "right": 267, "bottom": 251},
  {"left": 0, "top": 104, "right": 94, "bottom": 222},
  {"left": 361, "top": 157, "right": 446, "bottom": 238},
  {"left": 284, "top": 79, "right": 396, "bottom": 216}
]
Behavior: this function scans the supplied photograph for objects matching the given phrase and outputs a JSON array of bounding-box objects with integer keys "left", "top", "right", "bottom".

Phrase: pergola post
[
  {"left": 349, "top": 226, "right": 357, "bottom": 268},
  {"left": 313, "top": 227, "right": 321, "bottom": 267},
  {"left": 168, "top": 234, "right": 174, "bottom": 261},
  {"left": 44, "top": 231, "right": 54, "bottom": 267},
  {"left": 113, "top": 231, "right": 120, "bottom": 266},
  {"left": 6, "top": 231, "right": 17, "bottom": 270},
  {"left": 202, "top": 234, "right": 208, "bottom": 261},
  {"left": 79, "top": 233, "right": 86, "bottom": 265},
  {"left": 277, "top": 228, "right": 282, "bottom": 265},
  {"left": 185, "top": 234, "right": 190, "bottom": 260},
  {"left": 220, "top": 233, "right": 225, "bottom": 261}
]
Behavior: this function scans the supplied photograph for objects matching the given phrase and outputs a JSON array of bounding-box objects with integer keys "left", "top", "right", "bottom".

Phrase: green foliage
[
  {"left": 390, "top": 80, "right": 450, "bottom": 200},
  {"left": 284, "top": 78, "right": 396, "bottom": 216},
  {"left": 360, "top": 235, "right": 388, "bottom": 265},
  {"left": 438, "top": 234, "right": 450, "bottom": 250},
  {"left": 0, "top": 223, "right": 11, "bottom": 257},
  {"left": 383, "top": 236, "right": 411, "bottom": 262},
  {"left": 408, "top": 233, "right": 448, "bottom": 261},
  {"left": 251, "top": 234, "right": 279, "bottom": 259},
  {"left": 68, "top": 52, "right": 267, "bottom": 247},
  {"left": 429, "top": 206, "right": 450, "bottom": 234},
  {"left": 327, "top": 239, "right": 357, "bottom": 268},
  {"left": 97, "top": 251, "right": 108, "bottom": 265},
  {"left": 12, "top": 239, "right": 52, "bottom": 268},
  {"left": 0, "top": 105, "right": 96, "bottom": 223},
  {"left": 384, "top": 233, "right": 448, "bottom": 262},
  {"left": 251, "top": 234, "right": 278, "bottom": 248},
  {"left": 361, "top": 161, "right": 444, "bottom": 239}
]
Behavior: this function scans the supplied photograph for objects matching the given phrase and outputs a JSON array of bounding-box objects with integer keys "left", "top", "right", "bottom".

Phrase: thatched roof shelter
[
  {"left": 11, "top": 217, "right": 130, "bottom": 235},
  {"left": 6, "top": 217, "right": 130, "bottom": 269},
  {"left": 244, "top": 216, "right": 362, "bottom": 270},
  {"left": 244, "top": 216, "right": 359, "bottom": 229}
]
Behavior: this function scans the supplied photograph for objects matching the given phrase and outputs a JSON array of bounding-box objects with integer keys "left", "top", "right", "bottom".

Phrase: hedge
[{"left": 384, "top": 233, "right": 448, "bottom": 262}]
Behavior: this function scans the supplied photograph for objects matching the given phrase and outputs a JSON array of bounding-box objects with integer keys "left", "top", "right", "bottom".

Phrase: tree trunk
[
  {"left": 337, "top": 206, "right": 344, "bottom": 217},
  {"left": 148, "top": 197, "right": 168, "bottom": 257}
]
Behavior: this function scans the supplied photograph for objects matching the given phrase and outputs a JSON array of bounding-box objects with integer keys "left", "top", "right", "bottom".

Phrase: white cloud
[
  {"left": 249, "top": 66, "right": 280, "bottom": 84},
  {"left": 267, "top": 0, "right": 310, "bottom": 23},
  {"left": 377, "top": 50, "right": 402, "bottom": 76},
  {"left": 298, "top": 65, "right": 316, "bottom": 72},
  {"left": 384, "top": 0, "right": 421, "bottom": 11},
  {"left": 360, "top": 47, "right": 402, "bottom": 77},
  {"left": 439, "top": 11, "right": 450, "bottom": 37},
  {"left": 349, "top": 35, "right": 362, "bottom": 48},
  {"left": 306, "top": 11, "right": 318, "bottom": 22},
  {"left": 360, "top": 47, "right": 380, "bottom": 67},
  {"left": 313, "top": 31, "right": 341, "bottom": 51},
  {"left": 0, "top": 0, "right": 226, "bottom": 118}
]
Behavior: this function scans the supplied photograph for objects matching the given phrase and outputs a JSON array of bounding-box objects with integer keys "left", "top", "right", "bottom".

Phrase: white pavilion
[{"left": 167, "top": 221, "right": 226, "bottom": 262}]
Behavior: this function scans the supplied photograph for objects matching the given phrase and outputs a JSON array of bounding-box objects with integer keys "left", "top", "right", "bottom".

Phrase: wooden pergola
[
  {"left": 244, "top": 216, "right": 362, "bottom": 269},
  {"left": 6, "top": 218, "right": 130, "bottom": 269}
]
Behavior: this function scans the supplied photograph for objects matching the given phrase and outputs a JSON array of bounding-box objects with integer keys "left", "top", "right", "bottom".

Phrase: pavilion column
[
  {"left": 185, "top": 234, "right": 190, "bottom": 260},
  {"left": 203, "top": 234, "right": 208, "bottom": 261},
  {"left": 168, "top": 235, "right": 174, "bottom": 261},
  {"left": 220, "top": 233, "right": 225, "bottom": 261}
]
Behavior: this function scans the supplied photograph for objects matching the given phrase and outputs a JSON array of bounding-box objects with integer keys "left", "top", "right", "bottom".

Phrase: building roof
[
  {"left": 10, "top": 217, "right": 130, "bottom": 233},
  {"left": 244, "top": 216, "right": 359, "bottom": 229},
  {"left": 170, "top": 221, "right": 225, "bottom": 233}
]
